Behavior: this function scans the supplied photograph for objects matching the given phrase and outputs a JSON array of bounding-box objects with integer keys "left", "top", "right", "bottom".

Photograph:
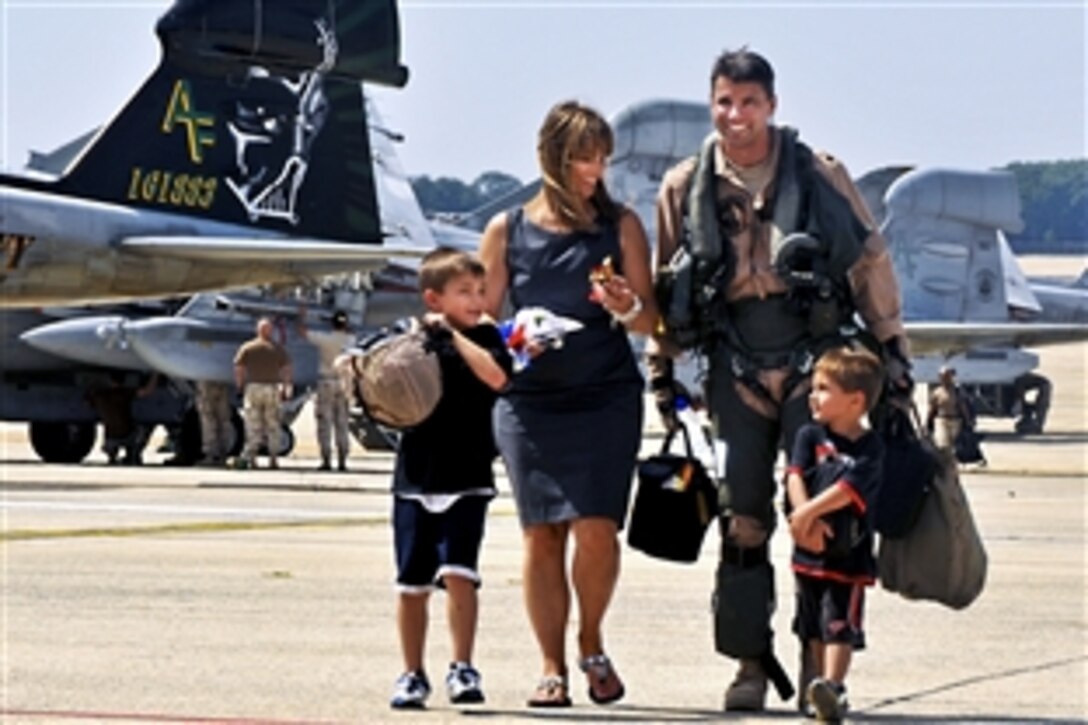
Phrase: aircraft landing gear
[
  {"left": 28, "top": 421, "right": 97, "bottom": 463},
  {"left": 1013, "top": 373, "right": 1051, "bottom": 435},
  {"left": 349, "top": 413, "right": 398, "bottom": 451},
  {"left": 271, "top": 425, "right": 295, "bottom": 458},
  {"left": 171, "top": 407, "right": 240, "bottom": 465}
]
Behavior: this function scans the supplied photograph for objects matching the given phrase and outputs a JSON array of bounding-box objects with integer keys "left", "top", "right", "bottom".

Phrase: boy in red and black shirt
[{"left": 785, "top": 346, "right": 884, "bottom": 722}]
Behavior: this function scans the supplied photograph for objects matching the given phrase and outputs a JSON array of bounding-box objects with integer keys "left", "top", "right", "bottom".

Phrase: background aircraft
[
  {"left": 0, "top": 0, "right": 420, "bottom": 309},
  {"left": 440, "top": 98, "right": 1086, "bottom": 434},
  {"left": 4, "top": 86, "right": 470, "bottom": 464},
  {"left": 602, "top": 99, "right": 1087, "bottom": 433}
]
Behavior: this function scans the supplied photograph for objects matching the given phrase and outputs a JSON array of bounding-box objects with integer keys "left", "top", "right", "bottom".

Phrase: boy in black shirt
[
  {"left": 389, "top": 248, "right": 512, "bottom": 710},
  {"left": 785, "top": 347, "right": 884, "bottom": 722}
]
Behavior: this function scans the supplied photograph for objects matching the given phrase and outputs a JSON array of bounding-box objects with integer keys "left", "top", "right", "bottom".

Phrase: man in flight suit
[{"left": 647, "top": 48, "right": 910, "bottom": 712}]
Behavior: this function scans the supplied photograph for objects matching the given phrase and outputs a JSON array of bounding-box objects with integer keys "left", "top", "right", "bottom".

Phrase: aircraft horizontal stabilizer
[
  {"left": 121, "top": 236, "right": 428, "bottom": 263},
  {"left": 906, "top": 321, "right": 1088, "bottom": 355}
]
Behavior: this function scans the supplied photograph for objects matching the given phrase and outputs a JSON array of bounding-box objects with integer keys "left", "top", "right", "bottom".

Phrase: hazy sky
[{"left": 1, "top": 1, "right": 1084, "bottom": 184}]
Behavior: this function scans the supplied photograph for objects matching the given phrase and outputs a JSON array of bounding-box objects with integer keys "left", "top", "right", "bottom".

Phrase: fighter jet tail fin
[
  {"left": 883, "top": 168, "right": 1024, "bottom": 323},
  {"left": 56, "top": 0, "right": 408, "bottom": 245}
]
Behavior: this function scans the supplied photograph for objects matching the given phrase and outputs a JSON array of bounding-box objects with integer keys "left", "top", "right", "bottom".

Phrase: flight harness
[{"left": 655, "top": 127, "right": 874, "bottom": 409}]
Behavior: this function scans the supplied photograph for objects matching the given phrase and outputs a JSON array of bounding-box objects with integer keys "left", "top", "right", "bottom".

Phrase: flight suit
[{"left": 648, "top": 126, "right": 907, "bottom": 708}]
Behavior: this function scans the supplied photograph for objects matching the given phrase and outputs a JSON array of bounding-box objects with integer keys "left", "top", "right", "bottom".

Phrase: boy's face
[
  {"left": 424, "top": 272, "right": 486, "bottom": 330},
  {"left": 809, "top": 370, "right": 865, "bottom": 428}
]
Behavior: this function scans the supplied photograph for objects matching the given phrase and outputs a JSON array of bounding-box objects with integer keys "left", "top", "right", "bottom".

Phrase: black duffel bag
[
  {"left": 872, "top": 400, "right": 936, "bottom": 539},
  {"left": 627, "top": 426, "right": 717, "bottom": 563}
]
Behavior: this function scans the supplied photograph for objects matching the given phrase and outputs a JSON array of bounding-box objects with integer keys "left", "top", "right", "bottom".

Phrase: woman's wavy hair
[{"left": 536, "top": 100, "right": 619, "bottom": 231}]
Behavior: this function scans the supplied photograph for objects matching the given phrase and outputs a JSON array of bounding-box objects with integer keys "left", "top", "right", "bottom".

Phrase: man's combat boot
[{"left": 723, "top": 658, "right": 767, "bottom": 711}]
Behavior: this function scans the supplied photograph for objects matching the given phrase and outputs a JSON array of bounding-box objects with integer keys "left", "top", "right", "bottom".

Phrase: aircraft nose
[{"left": 20, "top": 316, "right": 147, "bottom": 370}]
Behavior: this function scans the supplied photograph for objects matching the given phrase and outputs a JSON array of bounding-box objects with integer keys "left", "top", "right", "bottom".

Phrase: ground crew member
[
  {"left": 233, "top": 317, "right": 292, "bottom": 470},
  {"left": 927, "top": 366, "right": 967, "bottom": 453},
  {"left": 86, "top": 372, "right": 159, "bottom": 465},
  {"left": 195, "top": 380, "right": 234, "bottom": 466},
  {"left": 647, "top": 48, "right": 910, "bottom": 712},
  {"left": 297, "top": 307, "right": 354, "bottom": 471}
]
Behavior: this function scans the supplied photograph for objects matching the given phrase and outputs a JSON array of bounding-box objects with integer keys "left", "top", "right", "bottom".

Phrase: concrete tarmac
[{"left": 1, "top": 342, "right": 1084, "bottom": 724}]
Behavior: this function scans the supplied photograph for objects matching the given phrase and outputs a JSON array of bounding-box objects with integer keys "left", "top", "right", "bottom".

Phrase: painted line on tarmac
[
  {"left": 0, "top": 516, "right": 384, "bottom": 542},
  {"left": 0, "top": 708, "right": 335, "bottom": 724},
  {"left": 0, "top": 499, "right": 370, "bottom": 519}
]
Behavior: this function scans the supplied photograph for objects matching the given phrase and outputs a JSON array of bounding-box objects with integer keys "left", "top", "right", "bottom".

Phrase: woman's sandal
[
  {"left": 580, "top": 653, "right": 626, "bottom": 705},
  {"left": 526, "top": 674, "right": 572, "bottom": 708}
]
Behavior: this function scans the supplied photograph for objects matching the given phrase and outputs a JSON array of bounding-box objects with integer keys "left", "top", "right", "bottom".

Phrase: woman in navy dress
[{"left": 479, "top": 100, "right": 658, "bottom": 708}]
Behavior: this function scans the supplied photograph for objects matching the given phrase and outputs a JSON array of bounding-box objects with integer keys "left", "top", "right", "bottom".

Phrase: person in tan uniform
[
  {"left": 233, "top": 317, "right": 292, "bottom": 470},
  {"left": 195, "top": 380, "right": 234, "bottom": 466},
  {"left": 296, "top": 308, "right": 354, "bottom": 471},
  {"left": 647, "top": 48, "right": 910, "bottom": 713},
  {"left": 927, "top": 366, "right": 968, "bottom": 453}
]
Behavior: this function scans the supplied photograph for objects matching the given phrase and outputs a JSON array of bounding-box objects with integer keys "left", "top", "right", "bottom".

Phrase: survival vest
[{"left": 655, "top": 127, "right": 871, "bottom": 353}]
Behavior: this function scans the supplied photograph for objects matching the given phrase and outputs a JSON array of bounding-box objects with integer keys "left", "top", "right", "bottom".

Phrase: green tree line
[
  {"left": 412, "top": 161, "right": 1086, "bottom": 253},
  {"left": 410, "top": 171, "right": 522, "bottom": 215},
  {"left": 1003, "top": 159, "right": 1087, "bottom": 252}
]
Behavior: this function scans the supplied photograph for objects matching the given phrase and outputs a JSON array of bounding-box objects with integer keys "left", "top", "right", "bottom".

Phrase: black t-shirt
[
  {"left": 787, "top": 423, "right": 884, "bottom": 582},
  {"left": 393, "top": 323, "right": 512, "bottom": 495}
]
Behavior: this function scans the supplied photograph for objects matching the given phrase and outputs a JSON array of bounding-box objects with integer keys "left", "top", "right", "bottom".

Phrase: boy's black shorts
[
  {"left": 393, "top": 494, "right": 491, "bottom": 593},
  {"left": 793, "top": 574, "right": 867, "bottom": 650}
]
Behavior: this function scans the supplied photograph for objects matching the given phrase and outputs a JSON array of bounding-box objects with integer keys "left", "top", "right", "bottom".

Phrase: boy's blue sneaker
[
  {"left": 806, "top": 677, "right": 848, "bottom": 722},
  {"left": 446, "top": 662, "right": 485, "bottom": 704},
  {"left": 390, "top": 670, "right": 431, "bottom": 709}
]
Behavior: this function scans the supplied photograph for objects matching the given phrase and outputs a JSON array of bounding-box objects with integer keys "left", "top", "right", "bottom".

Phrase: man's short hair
[
  {"left": 815, "top": 346, "right": 884, "bottom": 411},
  {"left": 331, "top": 310, "right": 348, "bottom": 330},
  {"left": 711, "top": 47, "right": 776, "bottom": 99},
  {"left": 418, "top": 247, "right": 485, "bottom": 293}
]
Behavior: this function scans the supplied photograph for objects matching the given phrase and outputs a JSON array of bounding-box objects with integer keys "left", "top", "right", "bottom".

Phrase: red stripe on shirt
[
  {"left": 835, "top": 480, "right": 867, "bottom": 515},
  {"left": 791, "top": 561, "right": 876, "bottom": 586}
]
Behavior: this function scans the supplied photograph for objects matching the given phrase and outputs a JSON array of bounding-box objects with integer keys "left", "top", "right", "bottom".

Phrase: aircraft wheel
[
  {"left": 276, "top": 426, "right": 295, "bottom": 457},
  {"left": 1015, "top": 416, "right": 1043, "bottom": 435},
  {"left": 29, "top": 421, "right": 97, "bottom": 464},
  {"left": 227, "top": 410, "right": 244, "bottom": 458},
  {"left": 171, "top": 408, "right": 204, "bottom": 465},
  {"left": 175, "top": 408, "right": 245, "bottom": 464}
]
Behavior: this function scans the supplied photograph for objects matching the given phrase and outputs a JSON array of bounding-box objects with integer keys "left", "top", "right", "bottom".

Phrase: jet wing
[
  {"left": 906, "top": 321, "right": 1088, "bottom": 355},
  {"left": 120, "top": 236, "right": 428, "bottom": 263}
]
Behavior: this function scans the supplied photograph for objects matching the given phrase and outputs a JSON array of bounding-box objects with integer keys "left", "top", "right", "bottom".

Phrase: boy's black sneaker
[
  {"left": 390, "top": 670, "right": 431, "bottom": 709},
  {"left": 807, "top": 677, "right": 848, "bottom": 722}
]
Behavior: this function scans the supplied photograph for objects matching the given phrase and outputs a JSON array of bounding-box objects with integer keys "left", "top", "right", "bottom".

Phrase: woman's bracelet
[{"left": 611, "top": 294, "right": 643, "bottom": 325}]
